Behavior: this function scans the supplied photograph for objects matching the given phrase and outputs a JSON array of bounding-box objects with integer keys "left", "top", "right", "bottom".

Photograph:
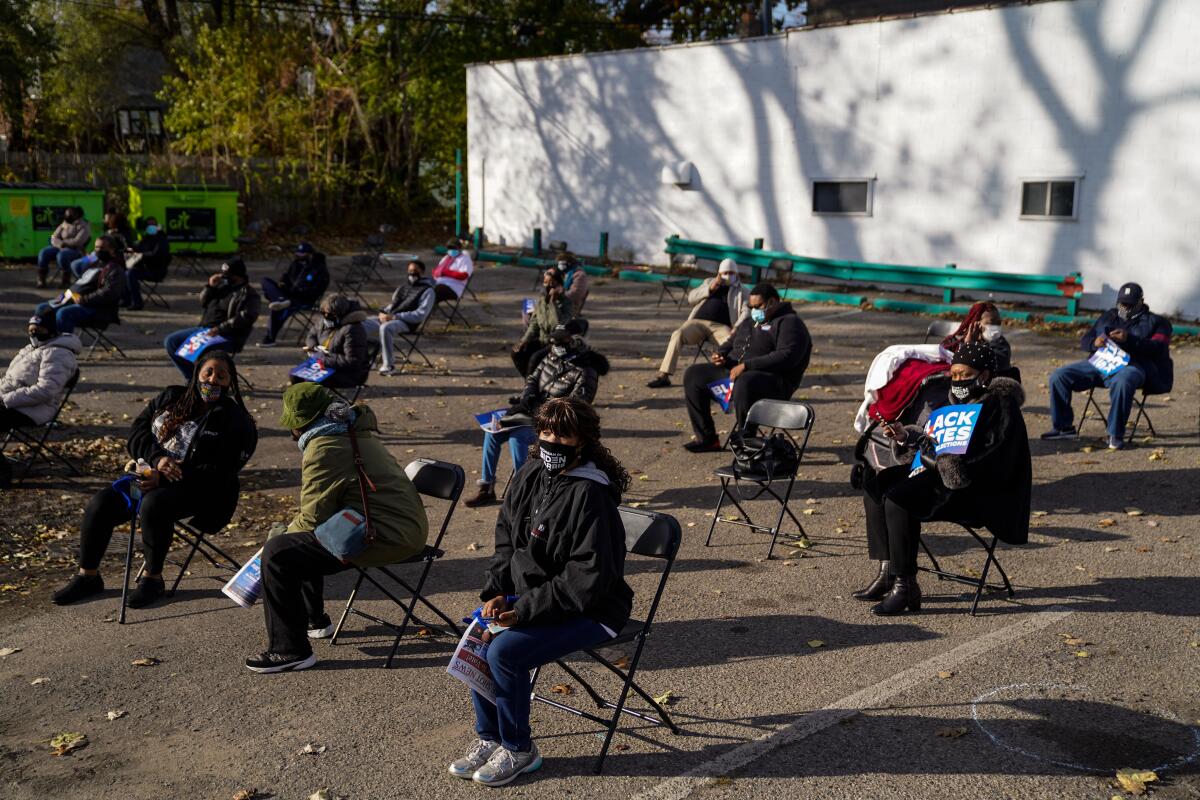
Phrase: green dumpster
[
  {"left": 0, "top": 183, "right": 105, "bottom": 259},
  {"left": 128, "top": 184, "right": 240, "bottom": 254}
]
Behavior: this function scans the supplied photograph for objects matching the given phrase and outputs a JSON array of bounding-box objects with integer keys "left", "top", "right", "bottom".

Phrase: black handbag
[{"left": 729, "top": 430, "right": 799, "bottom": 481}]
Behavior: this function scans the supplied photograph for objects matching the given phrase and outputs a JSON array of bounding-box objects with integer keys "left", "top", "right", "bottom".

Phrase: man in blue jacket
[
  {"left": 1042, "top": 282, "right": 1173, "bottom": 449},
  {"left": 258, "top": 242, "right": 330, "bottom": 346}
]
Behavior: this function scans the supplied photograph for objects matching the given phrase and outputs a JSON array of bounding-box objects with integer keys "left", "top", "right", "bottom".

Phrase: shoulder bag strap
[{"left": 347, "top": 426, "right": 378, "bottom": 544}]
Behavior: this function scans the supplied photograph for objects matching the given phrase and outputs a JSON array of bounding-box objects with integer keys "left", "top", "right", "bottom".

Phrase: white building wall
[{"left": 467, "top": 0, "right": 1200, "bottom": 318}]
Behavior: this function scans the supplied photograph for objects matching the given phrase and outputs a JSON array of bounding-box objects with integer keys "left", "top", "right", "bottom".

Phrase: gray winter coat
[
  {"left": 304, "top": 297, "right": 371, "bottom": 385},
  {"left": 0, "top": 334, "right": 82, "bottom": 425}
]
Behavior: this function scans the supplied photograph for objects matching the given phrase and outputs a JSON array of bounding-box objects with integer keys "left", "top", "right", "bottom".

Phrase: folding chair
[
  {"left": 918, "top": 523, "right": 1015, "bottom": 616},
  {"left": 704, "top": 399, "right": 815, "bottom": 559},
  {"left": 436, "top": 273, "right": 474, "bottom": 330},
  {"left": 173, "top": 228, "right": 213, "bottom": 277},
  {"left": 328, "top": 458, "right": 466, "bottom": 667},
  {"left": 924, "top": 319, "right": 958, "bottom": 344},
  {"left": 1, "top": 370, "right": 82, "bottom": 485},
  {"left": 390, "top": 314, "right": 435, "bottom": 374},
  {"left": 328, "top": 341, "right": 382, "bottom": 405},
  {"left": 276, "top": 304, "right": 319, "bottom": 347},
  {"left": 79, "top": 322, "right": 127, "bottom": 360},
  {"left": 765, "top": 257, "right": 796, "bottom": 294},
  {"left": 1078, "top": 386, "right": 1159, "bottom": 441},
  {"left": 337, "top": 254, "right": 380, "bottom": 303},
  {"left": 657, "top": 254, "right": 695, "bottom": 308},
  {"left": 234, "top": 219, "right": 271, "bottom": 261},
  {"left": 530, "top": 506, "right": 683, "bottom": 774},
  {"left": 139, "top": 276, "right": 170, "bottom": 310}
]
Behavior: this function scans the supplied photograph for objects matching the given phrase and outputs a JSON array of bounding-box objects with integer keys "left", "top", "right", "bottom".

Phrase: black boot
[
  {"left": 126, "top": 576, "right": 166, "bottom": 609},
  {"left": 852, "top": 561, "right": 893, "bottom": 601},
  {"left": 871, "top": 574, "right": 921, "bottom": 616}
]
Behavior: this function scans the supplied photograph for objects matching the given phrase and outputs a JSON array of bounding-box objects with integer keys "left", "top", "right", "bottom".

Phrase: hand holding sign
[
  {"left": 923, "top": 403, "right": 983, "bottom": 456},
  {"left": 1089, "top": 340, "right": 1130, "bottom": 378}
]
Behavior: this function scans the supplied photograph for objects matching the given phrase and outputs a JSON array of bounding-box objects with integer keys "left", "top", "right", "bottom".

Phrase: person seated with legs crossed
[
  {"left": 361, "top": 258, "right": 436, "bottom": 376},
  {"left": 648, "top": 258, "right": 747, "bottom": 389}
]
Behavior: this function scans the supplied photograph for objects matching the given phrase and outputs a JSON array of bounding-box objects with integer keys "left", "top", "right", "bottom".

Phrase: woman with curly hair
[
  {"left": 448, "top": 396, "right": 633, "bottom": 787},
  {"left": 51, "top": 351, "right": 257, "bottom": 608}
]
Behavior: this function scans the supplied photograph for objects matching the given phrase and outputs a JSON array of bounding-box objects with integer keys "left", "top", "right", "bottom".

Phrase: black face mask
[
  {"left": 949, "top": 378, "right": 985, "bottom": 402},
  {"left": 95, "top": 249, "right": 114, "bottom": 263},
  {"left": 538, "top": 439, "right": 578, "bottom": 475}
]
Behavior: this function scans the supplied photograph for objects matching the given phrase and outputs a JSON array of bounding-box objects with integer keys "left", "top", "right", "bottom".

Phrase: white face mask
[
  {"left": 720, "top": 272, "right": 738, "bottom": 283},
  {"left": 982, "top": 324, "right": 1002, "bottom": 341}
]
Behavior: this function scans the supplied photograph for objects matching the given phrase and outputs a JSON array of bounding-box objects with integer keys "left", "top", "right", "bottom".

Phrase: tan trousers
[{"left": 659, "top": 319, "right": 733, "bottom": 376}]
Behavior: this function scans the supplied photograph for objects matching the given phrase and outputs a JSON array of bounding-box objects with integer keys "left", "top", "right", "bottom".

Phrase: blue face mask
[
  {"left": 145, "top": 225, "right": 158, "bottom": 235},
  {"left": 750, "top": 307, "right": 766, "bottom": 324},
  {"left": 447, "top": 249, "right": 460, "bottom": 258}
]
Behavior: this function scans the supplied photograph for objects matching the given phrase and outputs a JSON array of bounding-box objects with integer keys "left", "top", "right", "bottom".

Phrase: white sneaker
[
  {"left": 472, "top": 741, "right": 542, "bottom": 786},
  {"left": 268, "top": 299, "right": 292, "bottom": 311},
  {"left": 448, "top": 739, "right": 501, "bottom": 779},
  {"left": 378, "top": 366, "right": 394, "bottom": 376},
  {"left": 307, "top": 622, "right": 336, "bottom": 639},
  {"left": 1107, "top": 436, "right": 1125, "bottom": 450}
]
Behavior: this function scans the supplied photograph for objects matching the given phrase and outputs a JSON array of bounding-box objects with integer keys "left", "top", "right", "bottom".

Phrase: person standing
[
  {"left": 1042, "top": 282, "right": 1173, "bottom": 449},
  {"left": 647, "top": 258, "right": 747, "bottom": 389}
]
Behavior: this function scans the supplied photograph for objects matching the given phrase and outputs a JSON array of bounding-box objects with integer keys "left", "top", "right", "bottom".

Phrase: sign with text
[
  {"left": 922, "top": 403, "right": 982, "bottom": 456},
  {"left": 31, "top": 205, "right": 71, "bottom": 231},
  {"left": 708, "top": 379, "right": 734, "bottom": 414},
  {"left": 165, "top": 207, "right": 217, "bottom": 242},
  {"left": 290, "top": 356, "right": 333, "bottom": 383},
  {"left": 1089, "top": 340, "right": 1130, "bottom": 377},
  {"left": 174, "top": 330, "right": 227, "bottom": 362}
]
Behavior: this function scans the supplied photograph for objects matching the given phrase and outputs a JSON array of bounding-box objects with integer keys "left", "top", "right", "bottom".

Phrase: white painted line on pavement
[{"left": 633, "top": 607, "right": 1074, "bottom": 800}]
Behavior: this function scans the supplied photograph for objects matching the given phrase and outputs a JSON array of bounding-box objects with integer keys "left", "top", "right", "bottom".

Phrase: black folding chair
[
  {"left": 328, "top": 458, "right": 466, "bottom": 667},
  {"left": 924, "top": 319, "right": 958, "bottom": 344},
  {"left": 337, "top": 254, "right": 380, "bottom": 303},
  {"left": 1079, "top": 385, "right": 1160, "bottom": 441},
  {"left": 388, "top": 313, "right": 435, "bottom": 374},
  {"left": 530, "top": 506, "right": 683, "bottom": 774},
  {"left": 118, "top": 516, "right": 240, "bottom": 624},
  {"left": 704, "top": 399, "right": 815, "bottom": 559},
  {"left": 436, "top": 272, "right": 474, "bottom": 330},
  {"left": 918, "top": 523, "right": 1015, "bottom": 616},
  {"left": 234, "top": 219, "right": 271, "bottom": 261},
  {"left": 173, "top": 228, "right": 213, "bottom": 277},
  {"left": 657, "top": 254, "right": 695, "bottom": 308},
  {"left": 79, "top": 322, "right": 127, "bottom": 360},
  {"left": 1, "top": 370, "right": 82, "bottom": 485},
  {"left": 327, "top": 340, "right": 381, "bottom": 405},
  {"left": 139, "top": 277, "right": 170, "bottom": 310},
  {"left": 275, "top": 304, "right": 320, "bottom": 347}
]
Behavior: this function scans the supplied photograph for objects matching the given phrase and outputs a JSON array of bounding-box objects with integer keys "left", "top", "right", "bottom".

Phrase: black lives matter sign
[{"left": 165, "top": 207, "right": 217, "bottom": 242}]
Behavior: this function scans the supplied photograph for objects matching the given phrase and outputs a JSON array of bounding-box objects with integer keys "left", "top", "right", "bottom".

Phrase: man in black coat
[
  {"left": 123, "top": 217, "right": 172, "bottom": 310},
  {"left": 259, "top": 242, "right": 331, "bottom": 346},
  {"left": 163, "top": 258, "right": 261, "bottom": 380},
  {"left": 681, "top": 282, "right": 812, "bottom": 452}
]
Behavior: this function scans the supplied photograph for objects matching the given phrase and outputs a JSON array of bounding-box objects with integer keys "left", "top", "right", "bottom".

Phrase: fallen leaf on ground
[
  {"left": 466, "top": 542, "right": 479, "bottom": 551},
  {"left": 300, "top": 743, "right": 327, "bottom": 755},
  {"left": 1063, "top": 637, "right": 1089, "bottom": 647},
  {"left": 130, "top": 657, "right": 160, "bottom": 667},
  {"left": 1032, "top": 510, "right": 1048, "bottom": 517},
  {"left": 805, "top": 498, "right": 819, "bottom": 505},
  {"left": 807, "top": 639, "right": 825, "bottom": 648},
  {"left": 1148, "top": 449, "right": 1165, "bottom": 461},
  {"left": 1115, "top": 768, "right": 1158, "bottom": 795},
  {"left": 1146, "top": 520, "right": 1160, "bottom": 528},
  {"left": 106, "top": 710, "right": 126, "bottom": 721},
  {"left": 30, "top": 677, "right": 49, "bottom": 685},
  {"left": 612, "top": 656, "right": 631, "bottom": 669},
  {"left": 1098, "top": 519, "right": 1116, "bottom": 527},
  {"left": 1124, "top": 508, "right": 1145, "bottom": 517},
  {"left": 0, "top": 647, "right": 21, "bottom": 657},
  {"left": 652, "top": 690, "right": 675, "bottom": 706},
  {"left": 638, "top": 475, "right": 650, "bottom": 481},
  {"left": 937, "top": 670, "right": 954, "bottom": 679},
  {"left": 233, "top": 790, "right": 267, "bottom": 800},
  {"left": 790, "top": 537, "right": 812, "bottom": 549},
  {"left": 1081, "top": 446, "right": 1094, "bottom": 453},
  {"left": 1105, "top": 546, "right": 1120, "bottom": 553},
  {"left": 49, "top": 732, "right": 88, "bottom": 756},
  {"left": 1136, "top": 547, "right": 1154, "bottom": 553},
  {"left": 308, "top": 791, "right": 331, "bottom": 800},
  {"left": 935, "top": 726, "right": 969, "bottom": 738},
  {"left": 802, "top": 508, "right": 818, "bottom": 516},
  {"left": 1074, "top": 650, "right": 1091, "bottom": 658},
  {"left": 416, "top": 627, "right": 434, "bottom": 637},
  {"left": 614, "top": 743, "right": 631, "bottom": 751},
  {"left": 550, "top": 683, "right": 573, "bottom": 695}
]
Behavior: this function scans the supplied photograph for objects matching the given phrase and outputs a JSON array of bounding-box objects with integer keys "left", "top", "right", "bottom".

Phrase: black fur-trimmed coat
[{"left": 889, "top": 377, "right": 1032, "bottom": 545}]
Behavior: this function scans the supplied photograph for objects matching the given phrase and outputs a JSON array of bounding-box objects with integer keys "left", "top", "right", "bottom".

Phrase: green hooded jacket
[{"left": 287, "top": 405, "right": 428, "bottom": 567}]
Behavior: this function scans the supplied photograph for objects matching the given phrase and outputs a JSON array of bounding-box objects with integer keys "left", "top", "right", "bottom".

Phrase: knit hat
[
  {"left": 28, "top": 310, "right": 57, "bottom": 338},
  {"left": 718, "top": 258, "right": 739, "bottom": 275},
  {"left": 279, "top": 382, "right": 335, "bottom": 430},
  {"left": 951, "top": 341, "right": 997, "bottom": 374}
]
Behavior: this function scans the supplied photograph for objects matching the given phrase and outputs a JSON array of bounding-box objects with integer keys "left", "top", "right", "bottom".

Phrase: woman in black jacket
[
  {"left": 51, "top": 351, "right": 258, "bottom": 608},
  {"left": 866, "top": 343, "right": 1031, "bottom": 616},
  {"left": 448, "top": 397, "right": 633, "bottom": 787}
]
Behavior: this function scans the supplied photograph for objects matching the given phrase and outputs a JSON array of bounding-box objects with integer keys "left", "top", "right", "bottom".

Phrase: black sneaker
[
  {"left": 256, "top": 338, "right": 277, "bottom": 348},
  {"left": 1040, "top": 427, "right": 1078, "bottom": 440},
  {"left": 126, "top": 576, "right": 165, "bottom": 609},
  {"left": 683, "top": 437, "right": 723, "bottom": 453},
  {"left": 307, "top": 614, "right": 335, "bottom": 640},
  {"left": 245, "top": 650, "right": 317, "bottom": 673},
  {"left": 647, "top": 375, "right": 671, "bottom": 389},
  {"left": 52, "top": 573, "right": 104, "bottom": 605}
]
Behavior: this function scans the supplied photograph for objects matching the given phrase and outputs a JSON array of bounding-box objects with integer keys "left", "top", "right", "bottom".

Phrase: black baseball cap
[{"left": 1117, "top": 282, "right": 1143, "bottom": 306}]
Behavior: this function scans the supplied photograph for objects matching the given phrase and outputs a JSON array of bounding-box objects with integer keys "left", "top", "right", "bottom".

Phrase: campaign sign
[
  {"left": 922, "top": 403, "right": 983, "bottom": 456},
  {"left": 221, "top": 549, "right": 263, "bottom": 609},
  {"left": 474, "top": 408, "right": 508, "bottom": 433},
  {"left": 174, "top": 330, "right": 227, "bottom": 362},
  {"left": 522, "top": 298, "right": 535, "bottom": 315},
  {"left": 708, "top": 379, "right": 734, "bottom": 414},
  {"left": 290, "top": 356, "right": 333, "bottom": 383},
  {"left": 1089, "top": 340, "right": 1130, "bottom": 378}
]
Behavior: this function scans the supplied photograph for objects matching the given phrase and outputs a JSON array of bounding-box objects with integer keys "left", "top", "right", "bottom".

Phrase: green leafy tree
[{"left": 0, "top": 0, "right": 53, "bottom": 150}]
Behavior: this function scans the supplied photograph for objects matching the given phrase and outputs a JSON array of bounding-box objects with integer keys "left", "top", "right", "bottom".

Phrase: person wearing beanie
[
  {"left": 1042, "top": 282, "right": 1173, "bottom": 449},
  {"left": 258, "top": 241, "right": 330, "bottom": 347},
  {"left": 867, "top": 341, "right": 1031, "bottom": 616},
  {"left": 432, "top": 237, "right": 475, "bottom": 304},
  {"left": 245, "top": 383, "right": 428, "bottom": 674},
  {"left": 162, "top": 257, "right": 261, "bottom": 380},
  {"left": 647, "top": 258, "right": 748, "bottom": 389}
]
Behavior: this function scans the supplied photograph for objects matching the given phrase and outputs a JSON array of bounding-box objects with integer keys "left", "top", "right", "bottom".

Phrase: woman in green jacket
[{"left": 246, "top": 382, "right": 429, "bottom": 674}]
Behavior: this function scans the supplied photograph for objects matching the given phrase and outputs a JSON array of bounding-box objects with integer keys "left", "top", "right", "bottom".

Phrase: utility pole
[{"left": 762, "top": 0, "right": 771, "bottom": 35}]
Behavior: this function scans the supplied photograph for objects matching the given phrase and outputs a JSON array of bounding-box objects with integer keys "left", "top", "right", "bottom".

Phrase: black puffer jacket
[
  {"left": 199, "top": 281, "right": 261, "bottom": 347},
  {"left": 518, "top": 340, "right": 609, "bottom": 412},
  {"left": 482, "top": 460, "right": 633, "bottom": 634},
  {"left": 889, "top": 377, "right": 1032, "bottom": 545},
  {"left": 304, "top": 296, "right": 371, "bottom": 385},
  {"left": 128, "top": 386, "right": 258, "bottom": 531},
  {"left": 718, "top": 302, "right": 812, "bottom": 389}
]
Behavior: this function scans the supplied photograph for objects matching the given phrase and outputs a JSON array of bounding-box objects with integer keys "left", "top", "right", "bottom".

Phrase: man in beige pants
[{"left": 647, "top": 258, "right": 748, "bottom": 389}]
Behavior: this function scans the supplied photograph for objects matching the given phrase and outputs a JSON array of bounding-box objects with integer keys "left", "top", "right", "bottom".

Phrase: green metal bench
[{"left": 659, "top": 236, "right": 1085, "bottom": 316}]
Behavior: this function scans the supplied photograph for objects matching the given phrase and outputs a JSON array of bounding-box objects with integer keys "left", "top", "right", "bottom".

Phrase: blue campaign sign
[
  {"left": 708, "top": 379, "right": 734, "bottom": 413},
  {"left": 474, "top": 408, "right": 509, "bottom": 432},
  {"left": 1089, "top": 340, "right": 1130, "bottom": 377},
  {"left": 289, "top": 356, "right": 333, "bottom": 383},
  {"left": 175, "top": 331, "right": 227, "bottom": 362},
  {"left": 923, "top": 403, "right": 983, "bottom": 456}
]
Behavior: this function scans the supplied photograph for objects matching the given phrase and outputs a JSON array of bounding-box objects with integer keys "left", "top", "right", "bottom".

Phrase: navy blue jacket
[{"left": 1079, "top": 307, "right": 1173, "bottom": 393}]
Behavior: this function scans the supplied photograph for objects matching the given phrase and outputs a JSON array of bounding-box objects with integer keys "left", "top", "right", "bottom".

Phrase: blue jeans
[
  {"left": 480, "top": 426, "right": 535, "bottom": 486},
  {"left": 471, "top": 617, "right": 613, "bottom": 751},
  {"left": 69, "top": 254, "right": 97, "bottom": 279},
  {"left": 1049, "top": 359, "right": 1146, "bottom": 439},
  {"left": 34, "top": 301, "right": 97, "bottom": 334},
  {"left": 164, "top": 326, "right": 236, "bottom": 380},
  {"left": 37, "top": 246, "right": 83, "bottom": 280}
]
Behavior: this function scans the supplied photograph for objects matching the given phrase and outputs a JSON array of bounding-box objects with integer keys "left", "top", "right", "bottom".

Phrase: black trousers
[
  {"left": 682, "top": 363, "right": 794, "bottom": 440},
  {"left": 261, "top": 531, "right": 349, "bottom": 655},
  {"left": 289, "top": 370, "right": 361, "bottom": 389},
  {"left": 863, "top": 487, "right": 922, "bottom": 575},
  {"left": 434, "top": 283, "right": 459, "bottom": 304},
  {"left": 79, "top": 483, "right": 204, "bottom": 573},
  {"left": 0, "top": 407, "right": 36, "bottom": 432}
]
